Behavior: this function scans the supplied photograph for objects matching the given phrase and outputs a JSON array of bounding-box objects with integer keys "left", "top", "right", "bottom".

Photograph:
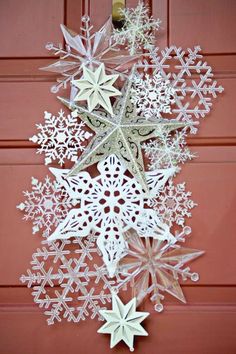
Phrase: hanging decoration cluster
[{"left": 17, "top": 2, "right": 223, "bottom": 351}]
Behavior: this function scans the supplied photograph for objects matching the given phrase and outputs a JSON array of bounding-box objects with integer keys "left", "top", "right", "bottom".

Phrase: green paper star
[
  {"left": 97, "top": 293, "right": 149, "bottom": 351},
  {"left": 72, "top": 63, "right": 121, "bottom": 115},
  {"left": 59, "top": 71, "right": 190, "bottom": 193}
]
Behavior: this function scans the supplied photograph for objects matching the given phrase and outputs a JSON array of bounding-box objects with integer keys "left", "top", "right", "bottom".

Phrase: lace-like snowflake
[
  {"left": 20, "top": 234, "right": 121, "bottom": 324},
  {"left": 131, "top": 72, "right": 176, "bottom": 119},
  {"left": 147, "top": 179, "right": 197, "bottom": 227},
  {"left": 140, "top": 46, "right": 224, "bottom": 133},
  {"left": 117, "top": 227, "right": 204, "bottom": 311},
  {"left": 143, "top": 127, "right": 194, "bottom": 169},
  {"left": 17, "top": 176, "right": 74, "bottom": 235},
  {"left": 41, "top": 16, "right": 137, "bottom": 94},
  {"left": 112, "top": 1, "right": 161, "bottom": 54},
  {"left": 48, "top": 155, "right": 177, "bottom": 277},
  {"left": 30, "top": 110, "right": 92, "bottom": 166}
]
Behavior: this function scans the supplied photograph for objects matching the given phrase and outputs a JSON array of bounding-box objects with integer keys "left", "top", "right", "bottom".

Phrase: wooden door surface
[{"left": 0, "top": 1, "right": 236, "bottom": 353}]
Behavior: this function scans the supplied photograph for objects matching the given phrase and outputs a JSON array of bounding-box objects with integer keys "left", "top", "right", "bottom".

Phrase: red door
[{"left": 0, "top": 1, "right": 236, "bottom": 353}]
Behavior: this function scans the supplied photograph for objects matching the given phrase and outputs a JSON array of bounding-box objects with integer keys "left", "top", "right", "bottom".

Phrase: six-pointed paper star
[
  {"left": 72, "top": 63, "right": 121, "bottom": 115},
  {"left": 59, "top": 71, "right": 190, "bottom": 193},
  {"left": 98, "top": 293, "right": 149, "bottom": 351}
]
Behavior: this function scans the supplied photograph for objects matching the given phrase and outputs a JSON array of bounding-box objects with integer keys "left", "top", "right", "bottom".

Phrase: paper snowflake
[
  {"left": 131, "top": 72, "right": 176, "bottom": 119},
  {"left": 112, "top": 1, "right": 161, "bottom": 54},
  {"left": 72, "top": 63, "right": 121, "bottom": 115},
  {"left": 118, "top": 227, "right": 204, "bottom": 311},
  {"left": 41, "top": 15, "right": 137, "bottom": 94},
  {"left": 30, "top": 110, "right": 92, "bottom": 166},
  {"left": 140, "top": 46, "right": 224, "bottom": 133},
  {"left": 17, "top": 175, "right": 74, "bottom": 235},
  {"left": 143, "top": 127, "right": 194, "bottom": 170},
  {"left": 20, "top": 233, "right": 121, "bottom": 325},
  {"left": 47, "top": 155, "right": 177, "bottom": 277},
  {"left": 98, "top": 293, "right": 149, "bottom": 351},
  {"left": 147, "top": 179, "right": 197, "bottom": 227}
]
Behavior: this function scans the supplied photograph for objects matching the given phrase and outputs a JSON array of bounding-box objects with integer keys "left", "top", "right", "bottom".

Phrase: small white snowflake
[
  {"left": 20, "top": 234, "right": 121, "bottom": 325},
  {"left": 30, "top": 110, "right": 92, "bottom": 166},
  {"left": 112, "top": 1, "right": 161, "bottom": 54},
  {"left": 131, "top": 72, "right": 176, "bottom": 119},
  {"left": 17, "top": 175, "right": 74, "bottom": 235},
  {"left": 147, "top": 179, "right": 197, "bottom": 227},
  {"left": 143, "top": 127, "right": 195, "bottom": 170}
]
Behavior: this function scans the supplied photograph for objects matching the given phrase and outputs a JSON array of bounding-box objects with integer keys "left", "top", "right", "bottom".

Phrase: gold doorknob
[{"left": 112, "top": 0, "right": 125, "bottom": 28}]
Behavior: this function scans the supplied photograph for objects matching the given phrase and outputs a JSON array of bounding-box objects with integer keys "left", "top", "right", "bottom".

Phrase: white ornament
[
  {"left": 98, "top": 292, "right": 149, "bottom": 351},
  {"left": 148, "top": 179, "right": 197, "bottom": 227},
  {"left": 17, "top": 176, "right": 74, "bottom": 235},
  {"left": 72, "top": 63, "right": 121, "bottom": 115},
  {"left": 143, "top": 127, "right": 195, "bottom": 169},
  {"left": 131, "top": 72, "right": 176, "bottom": 119},
  {"left": 30, "top": 110, "right": 92, "bottom": 166},
  {"left": 112, "top": 1, "right": 161, "bottom": 55},
  {"left": 140, "top": 46, "right": 224, "bottom": 133},
  {"left": 20, "top": 233, "right": 121, "bottom": 325},
  {"left": 47, "top": 155, "right": 176, "bottom": 276}
]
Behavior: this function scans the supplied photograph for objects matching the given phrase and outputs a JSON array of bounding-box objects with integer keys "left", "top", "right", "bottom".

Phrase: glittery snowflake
[
  {"left": 112, "top": 1, "right": 161, "bottom": 55},
  {"left": 47, "top": 155, "right": 177, "bottom": 277},
  {"left": 30, "top": 110, "right": 92, "bottom": 166},
  {"left": 143, "top": 127, "right": 195, "bottom": 170},
  {"left": 139, "top": 46, "right": 224, "bottom": 133},
  {"left": 20, "top": 233, "right": 121, "bottom": 324},
  {"left": 117, "top": 227, "right": 204, "bottom": 311},
  {"left": 131, "top": 72, "right": 176, "bottom": 119},
  {"left": 41, "top": 15, "right": 137, "bottom": 94},
  {"left": 17, "top": 175, "right": 74, "bottom": 235},
  {"left": 147, "top": 179, "right": 197, "bottom": 227}
]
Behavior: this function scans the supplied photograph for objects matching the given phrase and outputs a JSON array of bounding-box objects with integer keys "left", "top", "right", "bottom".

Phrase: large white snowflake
[
  {"left": 47, "top": 155, "right": 177, "bottom": 277},
  {"left": 117, "top": 227, "right": 204, "bottom": 312},
  {"left": 30, "top": 110, "right": 92, "bottom": 166},
  {"left": 112, "top": 1, "right": 161, "bottom": 54},
  {"left": 131, "top": 72, "right": 176, "bottom": 119},
  {"left": 139, "top": 46, "right": 224, "bottom": 133},
  {"left": 20, "top": 234, "right": 121, "bottom": 324},
  {"left": 147, "top": 179, "right": 197, "bottom": 227},
  {"left": 143, "top": 127, "right": 194, "bottom": 170},
  {"left": 17, "top": 175, "right": 74, "bottom": 235}
]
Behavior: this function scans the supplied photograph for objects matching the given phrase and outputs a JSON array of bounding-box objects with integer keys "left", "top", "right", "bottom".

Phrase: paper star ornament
[
  {"left": 59, "top": 73, "right": 189, "bottom": 193},
  {"left": 98, "top": 293, "right": 149, "bottom": 351},
  {"left": 72, "top": 63, "right": 121, "bottom": 115}
]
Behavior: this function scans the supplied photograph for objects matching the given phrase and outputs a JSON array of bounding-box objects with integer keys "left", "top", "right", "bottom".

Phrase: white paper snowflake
[
  {"left": 17, "top": 175, "right": 74, "bottom": 235},
  {"left": 147, "top": 179, "right": 197, "bottom": 227},
  {"left": 30, "top": 110, "right": 92, "bottom": 166},
  {"left": 139, "top": 46, "right": 224, "bottom": 133},
  {"left": 20, "top": 233, "right": 121, "bottom": 324},
  {"left": 117, "top": 227, "right": 204, "bottom": 311},
  {"left": 47, "top": 155, "right": 177, "bottom": 276},
  {"left": 143, "top": 127, "right": 194, "bottom": 170},
  {"left": 131, "top": 72, "right": 176, "bottom": 119},
  {"left": 112, "top": 1, "right": 161, "bottom": 54}
]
